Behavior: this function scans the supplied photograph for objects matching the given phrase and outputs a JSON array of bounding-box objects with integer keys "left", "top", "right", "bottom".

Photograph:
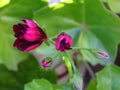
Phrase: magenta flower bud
[
  {"left": 97, "top": 52, "right": 109, "bottom": 58},
  {"left": 55, "top": 33, "right": 72, "bottom": 52},
  {"left": 41, "top": 57, "right": 52, "bottom": 69},
  {"left": 13, "top": 18, "right": 47, "bottom": 52},
  {"left": 91, "top": 48, "right": 109, "bottom": 59}
]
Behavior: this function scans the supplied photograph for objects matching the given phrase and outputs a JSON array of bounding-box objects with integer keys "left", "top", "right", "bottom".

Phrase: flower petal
[
  {"left": 41, "top": 58, "right": 52, "bottom": 69},
  {"left": 97, "top": 52, "right": 109, "bottom": 58},
  {"left": 56, "top": 34, "right": 65, "bottom": 50},
  {"left": 20, "top": 18, "right": 38, "bottom": 28},
  {"left": 24, "top": 27, "right": 47, "bottom": 42},
  {"left": 64, "top": 33, "right": 72, "bottom": 46},
  {"left": 13, "top": 39, "right": 42, "bottom": 52},
  {"left": 56, "top": 33, "right": 72, "bottom": 52},
  {"left": 13, "top": 18, "right": 48, "bottom": 52},
  {"left": 13, "top": 24, "right": 27, "bottom": 38}
]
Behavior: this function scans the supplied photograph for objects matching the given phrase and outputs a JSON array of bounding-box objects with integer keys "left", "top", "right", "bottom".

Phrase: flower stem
[
  {"left": 65, "top": 52, "right": 84, "bottom": 90},
  {"left": 65, "top": 51, "right": 77, "bottom": 73},
  {"left": 63, "top": 55, "right": 73, "bottom": 83},
  {"left": 72, "top": 47, "right": 91, "bottom": 51},
  {"left": 48, "top": 39, "right": 55, "bottom": 45}
]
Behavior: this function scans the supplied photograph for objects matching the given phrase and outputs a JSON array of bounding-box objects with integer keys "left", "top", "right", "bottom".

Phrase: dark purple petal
[
  {"left": 56, "top": 33, "right": 72, "bottom": 52},
  {"left": 13, "top": 24, "right": 27, "bottom": 38},
  {"left": 13, "top": 39, "right": 42, "bottom": 52}
]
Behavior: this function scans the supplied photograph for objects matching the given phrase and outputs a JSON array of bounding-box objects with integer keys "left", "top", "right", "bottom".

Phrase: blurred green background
[{"left": 0, "top": 0, "right": 120, "bottom": 90}]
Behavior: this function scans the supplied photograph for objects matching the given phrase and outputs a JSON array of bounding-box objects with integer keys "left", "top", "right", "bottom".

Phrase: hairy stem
[
  {"left": 65, "top": 51, "right": 77, "bottom": 73},
  {"left": 63, "top": 55, "right": 73, "bottom": 83}
]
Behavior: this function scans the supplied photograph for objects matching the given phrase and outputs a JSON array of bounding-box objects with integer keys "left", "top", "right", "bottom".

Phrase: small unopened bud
[
  {"left": 91, "top": 48, "right": 109, "bottom": 60},
  {"left": 55, "top": 32, "right": 72, "bottom": 52},
  {"left": 41, "top": 57, "right": 52, "bottom": 68}
]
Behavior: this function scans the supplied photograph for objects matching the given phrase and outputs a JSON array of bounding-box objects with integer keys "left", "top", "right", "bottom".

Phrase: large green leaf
[
  {"left": 0, "top": 0, "right": 48, "bottom": 69},
  {"left": 25, "top": 79, "right": 53, "bottom": 90},
  {"left": 33, "top": 0, "right": 120, "bottom": 65},
  {"left": 79, "top": 30, "right": 110, "bottom": 65},
  {"left": 96, "top": 64, "right": 120, "bottom": 90},
  {"left": 79, "top": 0, "right": 120, "bottom": 64},
  {"left": 0, "top": 0, "right": 47, "bottom": 18},
  {"left": 25, "top": 79, "right": 75, "bottom": 90},
  {"left": 0, "top": 0, "right": 10, "bottom": 8},
  {"left": 0, "top": 55, "right": 57, "bottom": 90},
  {"left": 106, "top": 0, "right": 120, "bottom": 13},
  {"left": 34, "top": 1, "right": 80, "bottom": 38}
]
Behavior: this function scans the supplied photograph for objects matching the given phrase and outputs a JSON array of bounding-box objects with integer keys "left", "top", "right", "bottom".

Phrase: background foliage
[{"left": 0, "top": 0, "right": 120, "bottom": 90}]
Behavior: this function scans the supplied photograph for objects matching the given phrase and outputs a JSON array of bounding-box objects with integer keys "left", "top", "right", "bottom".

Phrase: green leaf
[
  {"left": 0, "top": 0, "right": 10, "bottom": 8},
  {"left": 0, "top": 55, "right": 57, "bottom": 90},
  {"left": 34, "top": 2, "right": 80, "bottom": 38},
  {"left": 96, "top": 64, "right": 120, "bottom": 90},
  {"left": 79, "top": 0, "right": 120, "bottom": 60},
  {"left": 107, "top": 0, "right": 120, "bottom": 13},
  {"left": 0, "top": 0, "right": 47, "bottom": 18},
  {"left": 79, "top": 30, "right": 110, "bottom": 65},
  {"left": 54, "top": 83, "right": 75, "bottom": 90},
  {"left": 100, "top": 0, "right": 107, "bottom": 2},
  {"left": 25, "top": 79, "right": 53, "bottom": 90},
  {"left": 77, "top": 0, "right": 120, "bottom": 65},
  {"left": 86, "top": 79, "right": 97, "bottom": 90}
]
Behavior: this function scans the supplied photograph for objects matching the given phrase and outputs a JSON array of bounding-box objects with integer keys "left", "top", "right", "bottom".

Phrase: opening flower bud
[
  {"left": 13, "top": 18, "right": 47, "bottom": 52},
  {"left": 55, "top": 32, "right": 72, "bottom": 52},
  {"left": 41, "top": 57, "right": 52, "bottom": 69},
  {"left": 91, "top": 48, "right": 109, "bottom": 60}
]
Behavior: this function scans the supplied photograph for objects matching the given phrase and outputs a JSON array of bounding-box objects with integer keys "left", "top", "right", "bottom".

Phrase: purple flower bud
[
  {"left": 55, "top": 33, "right": 72, "bottom": 52},
  {"left": 13, "top": 18, "right": 47, "bottom": 52},
  {"left": 41, "top": 57, "right": 52, "bottom": 69},
  {"left": 91, "top": 48, "right": 109, "bottom": 59},
  {"left": 96, "top": 52, "right": 109, "bottom": 59}
]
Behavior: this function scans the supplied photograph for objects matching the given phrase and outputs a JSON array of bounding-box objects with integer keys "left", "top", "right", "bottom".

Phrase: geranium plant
[{"left": 0, "top": 0, "right": 120, "bottom": 90}]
